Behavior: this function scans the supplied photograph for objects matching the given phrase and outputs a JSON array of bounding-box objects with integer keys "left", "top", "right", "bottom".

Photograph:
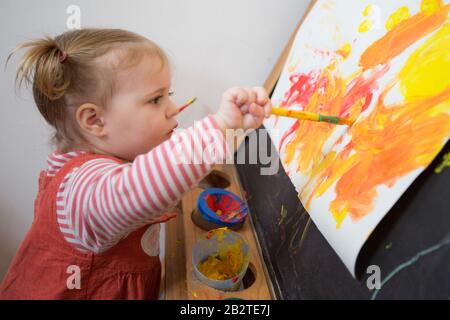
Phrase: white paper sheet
[{"left": 264, "top": 0, "right": 450, "bottom": 276}]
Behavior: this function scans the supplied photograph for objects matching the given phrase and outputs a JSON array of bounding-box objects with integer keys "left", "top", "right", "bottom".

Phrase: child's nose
[{"left": 166, "top": 100, "right": 179, "bottom": 118}]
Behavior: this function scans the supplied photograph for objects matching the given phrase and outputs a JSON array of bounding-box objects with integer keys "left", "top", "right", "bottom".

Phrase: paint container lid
[{"left": 197, "top": 188, "right": 248, "bottom": 228}]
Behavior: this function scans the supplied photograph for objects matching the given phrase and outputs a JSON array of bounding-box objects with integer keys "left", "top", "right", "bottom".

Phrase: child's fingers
[
  {"left": 247, "top": 104, "right": 265, "bottom": 129},
  {"left": 241, "top": 102, "right": 264, "bottom": 116},
  {"left": 263, "top": 99, "right": 272, "bottom": 118},
  {"left": 224, "top": 87, "right": 248, "bottom": 106},
  {"left": 252, "top": 87, "right": 269, "bottom": 105},
  {"left": 239, "top": 88, "right": 256, "bottom": 114},
  {"left": 242, "top": 103, "right": 264, "bottom": 129},
  {"left": 252, "top": 87, "right": 271, "bottom": 117},
  {"left": 245, "top": 88, "right": 257, "bottom": 105},
  {"left": 249, "top": 102, "right": 265, "bottom": 120}
]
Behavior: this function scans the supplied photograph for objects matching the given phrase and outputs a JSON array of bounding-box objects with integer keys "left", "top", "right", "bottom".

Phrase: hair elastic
[{"left": 59, "top": 51, "right": 68, "bottom": 63}]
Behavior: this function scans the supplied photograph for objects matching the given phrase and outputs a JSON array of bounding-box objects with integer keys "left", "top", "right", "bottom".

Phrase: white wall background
[{"left": 0, "top": 0, "right": 311, "bottom": 279}]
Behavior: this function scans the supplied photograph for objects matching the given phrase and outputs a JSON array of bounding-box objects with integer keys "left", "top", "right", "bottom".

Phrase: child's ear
[{"left": 75, "top": 103, "right": 107, "bottom": 137}]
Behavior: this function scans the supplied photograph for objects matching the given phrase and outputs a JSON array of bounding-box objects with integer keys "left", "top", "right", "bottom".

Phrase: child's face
[{"left": 102, "top": 56, "right": 179, "bottom": 161}]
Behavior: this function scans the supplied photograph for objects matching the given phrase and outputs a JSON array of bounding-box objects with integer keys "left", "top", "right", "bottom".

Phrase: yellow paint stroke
[
  {"left": 399, "top": 23, "right": 450, "bottom": 100},
  {"left": 302, "top": 24, "right": 450, "bottom": 228},
  {"left": 363, "top": 4, "right": 374, "bottom": 17},
  {"left": 359, "top": 3, "right": 449, "bottom": 70},
  {"left": 359, "top": 4, "right": 374, "bottom": 33},
  {"left": 435, "top": 152, "right": 450, "bottom": 173},
  {"left": 386, "top": 6, "right": 410, "bottom": 31},
  {"left": 278, "top": 205, "right": 288, "bottom": 225},
  {"left": 421, "top": 0, "right": 444, "bottom": 14},
  {"left": 359, "top": 19, "right": 373, "bottom": 33},
  {"left": 336, "top": 42, "right": 352, "bottom": 59}
]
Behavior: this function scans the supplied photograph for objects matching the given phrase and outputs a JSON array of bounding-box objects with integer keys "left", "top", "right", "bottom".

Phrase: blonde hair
[{"left": 7, "top": 28, "right": 169, "bottom": 151}]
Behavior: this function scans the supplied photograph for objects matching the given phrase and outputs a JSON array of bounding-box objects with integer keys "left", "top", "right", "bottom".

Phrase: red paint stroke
[
  {"left": 281, "top": 72, "right": 325, "bottom": 108},
  {"left": 278, "top": 120, "right": 300, "bottom": 153},
  {"left": 274, "top": 72, "right": 323, "bottom": 126},
  {"left": 339, "top": 65, "right": 389, "bottom": 117}
]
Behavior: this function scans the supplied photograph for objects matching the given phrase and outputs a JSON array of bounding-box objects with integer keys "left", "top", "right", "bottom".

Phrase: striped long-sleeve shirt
[{"left": 47, "top": 116, "right": 228, "bottom": 253}]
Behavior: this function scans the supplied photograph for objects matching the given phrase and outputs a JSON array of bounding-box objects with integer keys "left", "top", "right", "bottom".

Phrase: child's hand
[{"left": 213, "top": 87, "right": 272, "bottom": 132}]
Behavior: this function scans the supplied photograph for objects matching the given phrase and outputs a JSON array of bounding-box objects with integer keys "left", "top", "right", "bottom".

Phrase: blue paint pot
[{"left": 197, "top": 188, "right": 248, "bottom": 229}]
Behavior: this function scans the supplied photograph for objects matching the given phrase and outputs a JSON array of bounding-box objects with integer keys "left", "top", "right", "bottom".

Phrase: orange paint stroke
[
  {"left": 359, "top": 4, "right": 449, "bottom": 70},
  {"left": 300, "top": 20, "right": 450, "bottom": 228},
  {"left": 277, "top": 4, "right": 450, "bottom": 229},
  {"left": 303, "top": 86, "right": 450, "bottom": 228}
]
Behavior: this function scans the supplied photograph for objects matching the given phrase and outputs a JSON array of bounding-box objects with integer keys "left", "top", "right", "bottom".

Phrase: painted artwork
[{"left": 264, "top": 0, "right": 450, "bottom": 276}]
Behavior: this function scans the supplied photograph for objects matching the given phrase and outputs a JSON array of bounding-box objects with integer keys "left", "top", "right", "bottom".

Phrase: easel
[
  {"left": 163, "top": 1, "right": 317, "bottom": 300},
  {"left": 231, "top": 0, "right": 450, "bottom": 299}
]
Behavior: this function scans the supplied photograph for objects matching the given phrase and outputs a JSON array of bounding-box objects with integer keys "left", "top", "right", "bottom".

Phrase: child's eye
[
  {"left": 149, "top": 96, "right": 163, "bottom": 104},
  {"left": 148, "top": 91, "right": 174, "bottom": 105}
]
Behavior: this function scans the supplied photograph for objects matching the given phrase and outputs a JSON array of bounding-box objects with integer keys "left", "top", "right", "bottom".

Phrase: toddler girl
[{"left": 0, "top": 28, "right": 271, "bottom": 299}]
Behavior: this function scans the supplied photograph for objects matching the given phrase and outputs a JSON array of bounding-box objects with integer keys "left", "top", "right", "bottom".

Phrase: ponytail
[{"left": 7, "top": 36, "right": 70, "bottom": 100}]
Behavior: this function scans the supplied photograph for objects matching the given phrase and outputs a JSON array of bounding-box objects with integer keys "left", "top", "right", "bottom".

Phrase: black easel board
[{"left": 235, "top": 129, "right": 449, "bottom": 299}]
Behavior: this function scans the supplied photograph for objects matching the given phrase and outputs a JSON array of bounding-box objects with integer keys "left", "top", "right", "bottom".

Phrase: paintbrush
[
  {"left": 271, "top": 106, "right": 354, "bottom": 126},
  {"left": 178, "top": 97, "right": 197, "bottom": 113}
]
